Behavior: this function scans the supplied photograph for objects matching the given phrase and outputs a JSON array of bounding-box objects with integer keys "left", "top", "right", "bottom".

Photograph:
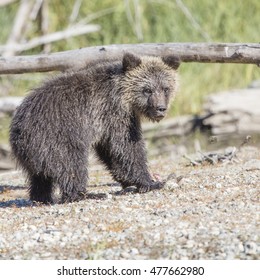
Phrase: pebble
[
  {"left": 23, "top": 241, "right": 33, "bottom": 250},
  {"left": 14, "top": 232, "right": 23, "bottom": 240},
  {"left": 41, "top": 252, "right": 52, "bottom": 258},
  {"left": 0, "top": 237, "right": 7, "bottom": 248},
  {"left": 165, "top": 181, "right": 179, "bottom": 190},
  {"left": 120, "top": 252, "right": 131, "bottom": 259},
  {"left": 0, "top": 148, "right": 259, "bottom": 260},
  {"left": 244, "top": 242, "right": 258, "bottom": 255},
  {"left": 130, "top": 248, "right": 139, "bottom": 255},
  {"left": 29, "top": 225, "right": 37, "bottom": 231},
  {"left": 238, "top": 242, "right": 244, "bottom": 252},
  {"left": 186, "top": 240, "right": 195, "bottom": 248},
  {"left": 211, "top": 227, "right": 220, "bottom": 235},
  {"left": 31, "top": 233, "right": 40, "bottom": 241}
]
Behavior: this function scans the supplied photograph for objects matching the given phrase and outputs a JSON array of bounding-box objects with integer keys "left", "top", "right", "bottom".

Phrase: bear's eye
[
  {"left": 142, "top": 87, "right": 152, "bottom": 96},
  {"left": 163, "top": 87, "right": 170, "bottom": 94}
]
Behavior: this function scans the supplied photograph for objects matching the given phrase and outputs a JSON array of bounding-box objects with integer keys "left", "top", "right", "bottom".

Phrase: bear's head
[{"left": 122, "top": 52, "right": 180, "bottom": 122}]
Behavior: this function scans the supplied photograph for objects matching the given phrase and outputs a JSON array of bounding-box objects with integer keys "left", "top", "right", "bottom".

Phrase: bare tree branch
[
  {"left": 69, "top": 0, "right": 82, "bottom": 24},
  {"left": 30, "top": 0, "right": 43, "bottom": 20},
  {"left": 0, "top": 0, "right": 17, "bottom": 6},
  {"left": 3, "top": 0, "right": 35, "bottom": 57},
  {"left": 0, "top": 42, "right": 259, "bottom": 74},
  {"left": 78, "top": 7, "right": 116, "bottom": 25},
  {"left": 40, "top": 0, "right": 51, "bottom": 53},
  {"left": 0, "top": 24, "right": 100, "bottom": 55},
  {"left": 175, "top": 0, "right": 211, "bottom": 42}
]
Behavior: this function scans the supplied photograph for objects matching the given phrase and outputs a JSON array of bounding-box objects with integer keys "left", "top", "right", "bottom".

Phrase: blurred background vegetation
[{"left": 0, "top": 0, "right": 260, "bottom": 144}]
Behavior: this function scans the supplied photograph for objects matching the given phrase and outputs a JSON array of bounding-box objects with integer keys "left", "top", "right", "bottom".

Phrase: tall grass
[{"left": 0, "top": 0, "right": 259, "bottom": 116}]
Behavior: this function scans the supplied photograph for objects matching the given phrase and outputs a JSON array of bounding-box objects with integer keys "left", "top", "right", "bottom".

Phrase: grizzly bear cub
[{"left": 9, "top": 52, "right": 179, "bottom": 204}]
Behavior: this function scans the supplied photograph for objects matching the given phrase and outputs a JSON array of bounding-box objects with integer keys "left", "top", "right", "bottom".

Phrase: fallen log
[{"left": 0, "top": 43, "right": 259, "bottom": 74}]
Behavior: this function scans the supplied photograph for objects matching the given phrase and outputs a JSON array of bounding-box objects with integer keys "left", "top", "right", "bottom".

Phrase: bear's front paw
[{"left": 138, "top": 181, "right": 165, "bottom": 193}]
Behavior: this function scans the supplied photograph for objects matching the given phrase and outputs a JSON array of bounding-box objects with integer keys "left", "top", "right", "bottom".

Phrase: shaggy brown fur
[{"left": 9, "top": 53, "right": 179, "bottom": 204}]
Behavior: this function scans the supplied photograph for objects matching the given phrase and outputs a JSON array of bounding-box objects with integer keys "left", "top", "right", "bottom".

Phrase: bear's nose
[{"left": 156, "top": 106, "right": 167, "bottom": 112}]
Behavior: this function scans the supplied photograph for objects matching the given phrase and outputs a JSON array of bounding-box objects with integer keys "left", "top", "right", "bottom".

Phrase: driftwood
[
  {"left": 184, "top": 146, "right": 239, "bottom": 166},
  {"left": 202, "top": 87, "right": 260, "bottom": 135},
  {"left": 0, "top": 144, "right": 14, "bottom": 171},
  {"left": 0, "top": 96, "right": 23, "bottom": 115},
  {"left": 0, "top": 43, "right": 260, "bottom": 74},
  {"left": 143, "top": 115, "right": 196, "bottom": 139},
  {"left": 183, "top": 133, "right": 258, "bottom": 167}
]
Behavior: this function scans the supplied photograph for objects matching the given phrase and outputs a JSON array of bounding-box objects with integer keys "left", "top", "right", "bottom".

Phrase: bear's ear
[
  {"left": 162, "top": 55, "right": 180, "bottom": 70},
  {"left": 122, "top": 52, "right": 142, "bottom": 72}
]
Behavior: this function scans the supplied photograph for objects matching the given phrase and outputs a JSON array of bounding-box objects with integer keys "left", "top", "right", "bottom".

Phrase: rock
[
  {"left": 243, "top": 159, "right": 260, "bottom": 171},
  {"left": 244, "top": 242, "right": 258, "bottom": 255}
]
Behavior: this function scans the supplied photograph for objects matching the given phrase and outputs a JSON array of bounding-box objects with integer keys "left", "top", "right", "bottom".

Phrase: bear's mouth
[
  {"left": 154, "top": 114, "right": 165, "bottom": 122},
  {"left": 155, "top": 106, "right": 167, "bottom": 121},
  {"left": 148, "top": 109, "right": 166, "bottom": 122}
]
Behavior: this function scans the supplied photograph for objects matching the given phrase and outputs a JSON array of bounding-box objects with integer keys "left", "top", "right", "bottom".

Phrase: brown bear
[{"left": 9, "top": 52, "right": 179, "bottom": 203}]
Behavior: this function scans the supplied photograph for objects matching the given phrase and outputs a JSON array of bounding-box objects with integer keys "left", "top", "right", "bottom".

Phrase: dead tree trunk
[{"left": 0, "top": 43, "right": 259, "bottom": 74}]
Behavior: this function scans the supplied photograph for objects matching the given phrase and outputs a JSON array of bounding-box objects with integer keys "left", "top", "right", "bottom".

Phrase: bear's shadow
[
  {"left": 0, "top": 183, "right": 132, "bottom": 208},
  {"left": 0, "top": 185, "right": 33, "bottom": 208},
  {"left": 0, "top": 198, "right": 33, "bottom": 208}
]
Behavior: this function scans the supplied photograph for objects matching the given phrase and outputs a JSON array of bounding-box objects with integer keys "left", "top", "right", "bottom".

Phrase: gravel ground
[{"left": 0, "top": 146, "right": 259, "bottom": 260}]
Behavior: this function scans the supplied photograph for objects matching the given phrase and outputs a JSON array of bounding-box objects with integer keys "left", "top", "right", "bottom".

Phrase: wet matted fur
[{"left": 9, "top": 53, "right": 179, "bottom": 203}]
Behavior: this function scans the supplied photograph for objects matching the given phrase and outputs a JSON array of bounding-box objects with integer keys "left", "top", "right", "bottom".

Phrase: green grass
[
  {"left": 0, "top": 0, "right": 260, "bottom": 116},
  {"left": 0, "top": 115, "right": 11, "bottom": 143}
]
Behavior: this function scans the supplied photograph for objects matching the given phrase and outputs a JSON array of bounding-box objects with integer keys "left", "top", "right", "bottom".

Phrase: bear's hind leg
[{"left": 29, "top": 173, "right": 54, "bottom": 204}]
